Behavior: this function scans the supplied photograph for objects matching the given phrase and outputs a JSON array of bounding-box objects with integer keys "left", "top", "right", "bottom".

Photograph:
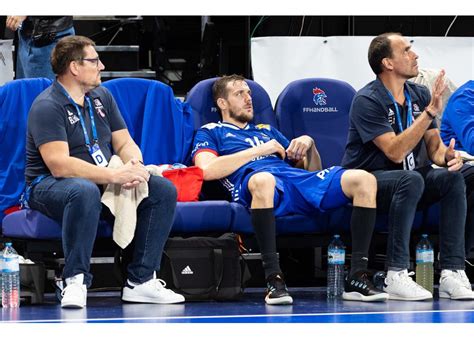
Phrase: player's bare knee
[
  {"left": 248, "top": 172, "right": 275, "bottom": 199},
  {"left": 353, "top": 170, "right": 377, "bottom": 199},
  {"left": 344, "top": 170, "right": 376, "bottom": 198}
]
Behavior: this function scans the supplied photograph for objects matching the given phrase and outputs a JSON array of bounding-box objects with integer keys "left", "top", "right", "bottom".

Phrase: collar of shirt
[{"left": 372, "top": 77, "right": 423, "bottom": 109}]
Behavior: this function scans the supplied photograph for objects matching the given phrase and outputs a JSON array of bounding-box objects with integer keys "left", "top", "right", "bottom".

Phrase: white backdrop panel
[
  {"left": 0, "top": 40, "right": 14, "bottom": 86},
  {"left": 251, "top": 36, "right": 474, "bottom": 107}
]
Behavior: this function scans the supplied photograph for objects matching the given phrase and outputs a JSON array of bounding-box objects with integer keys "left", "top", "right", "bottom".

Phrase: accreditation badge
[
  {"left": 404, "top": 152, "right": 415, "bottom": 170},
  {"left": 90, "top": 143, "right": 109, "bottom": 167}
]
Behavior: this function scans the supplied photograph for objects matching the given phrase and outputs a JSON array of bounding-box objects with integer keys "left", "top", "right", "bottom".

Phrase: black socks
[
  {"left": 251, "top": 208, "right": 282, "bottom": 279},
  {"left": 349, "top": 206, "right": 377, "bottom": 276}
]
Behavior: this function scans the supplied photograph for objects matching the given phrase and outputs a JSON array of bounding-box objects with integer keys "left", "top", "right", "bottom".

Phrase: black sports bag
[{"left": 158, "top": 233, "right": 250, "bottom": 301}]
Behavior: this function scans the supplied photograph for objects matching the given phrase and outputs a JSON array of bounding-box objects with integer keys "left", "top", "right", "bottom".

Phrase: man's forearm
[
  {"left": 383, "top": 111, "right": 434, "bottom": 162},
  {"left": 48, "top": 156, "right": 117, "bottom": 184},
  {"left": 304, "top": 143, "right": 322, "bottom": 172},
  {"left": 116, "top": 142, "right": 143, "bottom": 164},
  {"left": 198, "top": 147, "right": 260, "bottom": 180}
]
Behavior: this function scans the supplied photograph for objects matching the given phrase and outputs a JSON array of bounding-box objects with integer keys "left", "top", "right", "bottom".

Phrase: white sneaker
[
  {"left": 383, "top": 270, "right": 433, "bottom": 301},
  {"left": 122, "top": 278, "right": 185, "bottom": 304},
  {"left": 439, "top": 270, "right": 474, "bottom": 300},
  {"left": 61, "top": 274, "right": 87, "bottom": 308}
]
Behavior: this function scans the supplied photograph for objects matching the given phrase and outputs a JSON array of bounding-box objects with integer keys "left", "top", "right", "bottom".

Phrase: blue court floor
[{"left": 2, "top": 287, "right": 474, "bottom": 324}]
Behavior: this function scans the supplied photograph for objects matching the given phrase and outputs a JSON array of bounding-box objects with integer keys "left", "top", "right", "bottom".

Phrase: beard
[{"left": 229, "top": 107, "right": 253, "bottom": 123}]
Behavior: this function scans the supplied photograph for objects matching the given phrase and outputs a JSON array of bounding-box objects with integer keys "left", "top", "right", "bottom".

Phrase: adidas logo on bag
[{"left": 181, "top": 265, "right": 194, "bottom": 275}]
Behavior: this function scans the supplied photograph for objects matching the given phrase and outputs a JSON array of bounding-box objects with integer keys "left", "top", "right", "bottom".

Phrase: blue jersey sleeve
[
  {"left": 443, "top": 85, "right": 474, "bottom": 154},
  {"left": 351, "top": 94, "right": 394, "bottom": 144},
  {"left": 191, "top": 126, "right": 219, "bottom": 161}
]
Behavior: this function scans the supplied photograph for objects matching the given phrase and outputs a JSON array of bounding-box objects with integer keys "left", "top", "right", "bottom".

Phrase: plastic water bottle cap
[
  {"left": 5, "top": 242, "right": 12, "bottom": 246},
  {"left": 334, "top": 234, "right": 340, "bottom": 238},
  {"left": 421, "top": 234, "right": 428, "bottom": 239}
]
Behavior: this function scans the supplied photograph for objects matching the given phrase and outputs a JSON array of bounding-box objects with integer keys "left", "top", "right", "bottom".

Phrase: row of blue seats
[{"left": 0, "top": 76, "right": 436, "bottom": 243}]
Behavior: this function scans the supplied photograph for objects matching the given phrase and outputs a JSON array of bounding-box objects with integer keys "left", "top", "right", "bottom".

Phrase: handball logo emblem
[{"left": 312, "top": 87, "right": 327, "bottom": 106}]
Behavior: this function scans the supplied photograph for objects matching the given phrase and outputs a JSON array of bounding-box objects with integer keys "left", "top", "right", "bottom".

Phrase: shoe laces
[
  {"left": 393, "top": 270, "right": 427, "bottom": 291},
  {"left": 151, "top": 278, "right": 178, "bottom": 295},
  {"left": 444, "top": 270, "right": 472, "bottom": 290}
]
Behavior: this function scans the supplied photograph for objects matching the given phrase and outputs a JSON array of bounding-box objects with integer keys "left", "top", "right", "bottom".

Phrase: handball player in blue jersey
[{"left": 192, "top": 75, "right": 389, "bottom": 304}]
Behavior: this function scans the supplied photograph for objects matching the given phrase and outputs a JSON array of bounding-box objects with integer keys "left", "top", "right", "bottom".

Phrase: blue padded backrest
[
  {"left": 185, "top": 77, "right": 277, "bottom": 130},
  {"left": 275, "top": 78, "right": 355, "bottom": 168},
  {"left": 0, "top": 78, "right": 53, "bottom": 220},
  {"left": 103, "top": 78, "right": 194, "bottom": 165}
]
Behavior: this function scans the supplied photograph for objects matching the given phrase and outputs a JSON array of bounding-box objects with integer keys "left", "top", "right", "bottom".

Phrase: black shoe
[
  {"left": 342, "top": 270, "right": 389, "bottom": 302},
  {"left": 265, "top": 273, "right": 293, "bottom": 305}
]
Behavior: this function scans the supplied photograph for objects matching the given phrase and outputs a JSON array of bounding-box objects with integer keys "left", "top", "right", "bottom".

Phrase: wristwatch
[{"left": 425, "top": 109, "right": 436, "bottom": 119}]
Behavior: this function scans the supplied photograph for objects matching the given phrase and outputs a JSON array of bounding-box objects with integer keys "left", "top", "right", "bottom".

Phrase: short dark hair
[
  {"left": 51, "top": 35, "right": 96, "bottom": 76},
  {"left": 212, "top": 74, "right": 246, "bottom": 103},
  {"left": 368, "top": 32, "right": 400, "bottom": 75}
]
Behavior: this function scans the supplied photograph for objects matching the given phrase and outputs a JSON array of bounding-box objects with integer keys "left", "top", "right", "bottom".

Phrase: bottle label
[
  {"left": 416, "top": 249, "right": 434, "bottom": 263},
  {"left": 328, "top": 249, "right": 345, "bottom": 264},
  {"left": 2, "top": 257, "right": 19, "bottom": 272}
]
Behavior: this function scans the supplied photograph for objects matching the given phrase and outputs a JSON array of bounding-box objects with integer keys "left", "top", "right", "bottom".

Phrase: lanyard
[
  {"left": 386, "top": 86, "right": 413, "bottom": 132},
  {"left": 58, "top": 83, "right": 98, "bottom": 149},
  {"left": 20, "top": 175, "right": 48, "bottom": 209}
]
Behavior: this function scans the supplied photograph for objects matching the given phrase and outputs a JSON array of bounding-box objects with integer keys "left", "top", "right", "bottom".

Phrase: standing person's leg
[
  {"left": 419, "top": 168, "right": 474, "bottom": 300},
  {"left": 372, "top": 170, "right": 432, "bottom": 301},
  {"left": 15, "top": 29, "right": 30, "bottom": 79},
  {"left": 246, "top": 171, "right": 292, "bottom": 305},
  {"left": 17, "top": 26, "right": 75, "bottom": 79},
  {"left": 121, "top": 175, "right": 184, "bottom": 304},
  {"left": 28, "top": 176, "right": 102, "bottom": 308}
]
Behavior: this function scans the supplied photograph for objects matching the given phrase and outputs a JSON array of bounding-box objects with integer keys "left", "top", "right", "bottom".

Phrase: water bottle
[
  {"left": 327, "top": 234, "right": 345, "bottom": 299},
  {"left": 0, "top": 243, "right": 3, "bottom": 305},
  {"left": 2, "top": 242, "right": 20, "bottom": 308},
  {"left": 415, "top": 234, "right": 434, "bottom": 294}
]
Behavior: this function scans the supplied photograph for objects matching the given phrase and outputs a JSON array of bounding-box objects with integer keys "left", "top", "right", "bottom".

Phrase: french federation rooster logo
[{"left": 312, "top": 87, "right": 327, "bottom": 106}]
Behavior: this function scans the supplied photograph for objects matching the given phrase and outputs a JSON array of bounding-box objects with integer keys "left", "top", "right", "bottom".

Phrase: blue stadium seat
[
  {"left": 186, "top": 77, "right": 277, "bottom": 130},
  {"left": 0, "top": 78, "right": 52, "bottom": 220},
  {"left": 103, "top": 78, "right": 194, "bottom": 165},
  {"left": 1, "top": 78, "right": 231, "bottom": 240},
  {"left": 185, "top": 77, "right": 328, "bottom": 235},
  {"left": 275, "top": 78, "right": 356, "bottom": 169}
]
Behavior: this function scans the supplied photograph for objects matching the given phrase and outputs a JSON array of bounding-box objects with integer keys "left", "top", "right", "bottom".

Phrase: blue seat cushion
[
  {"left": 171, "top": 201, "right": 232, "bottom": 234},
  {"left": 2, "top": 202, "right": 234, "bottom": 240},
  {"left": 230, "top": 203, "right": 329, "bottom": 235},
  {"left": 2, "top": 209, "right": 112, "bottom": 239}
]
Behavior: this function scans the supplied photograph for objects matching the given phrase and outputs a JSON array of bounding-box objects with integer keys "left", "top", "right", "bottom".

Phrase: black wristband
[{"left": 425, "top": 109, "right": 436, "bottom": 119}]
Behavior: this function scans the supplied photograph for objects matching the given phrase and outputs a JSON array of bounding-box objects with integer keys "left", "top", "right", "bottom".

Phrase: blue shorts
[{"left": 239, "top": 166, "right": 350, "bottom": 217}]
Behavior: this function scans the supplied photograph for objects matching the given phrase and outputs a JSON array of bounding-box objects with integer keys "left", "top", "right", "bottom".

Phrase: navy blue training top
[
  {"left": 26, "top": 81, "right": 127, "bottom": 183},
  {"left": 342, "top": 78, "right": 435, "bottom": 171}
]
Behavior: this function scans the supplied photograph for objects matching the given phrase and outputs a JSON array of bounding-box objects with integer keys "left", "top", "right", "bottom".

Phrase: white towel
[{"left": 101, "top": 155, "right": 153, "bottom": 249}]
